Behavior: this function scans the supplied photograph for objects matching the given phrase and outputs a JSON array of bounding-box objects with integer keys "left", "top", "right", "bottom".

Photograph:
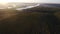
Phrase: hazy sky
[
  {"left": 35, "top": 0, "right": 60, "bottom": 3},
  {"left": 0, "top": 0, "right": 60, "bottom": 3}
]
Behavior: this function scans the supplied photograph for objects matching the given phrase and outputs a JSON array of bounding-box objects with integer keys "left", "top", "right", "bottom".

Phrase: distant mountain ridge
[
  {"left": 41, "top": 4, "right": 60, "bottom": 7},
  {"left": 7, "top": 2, "right": 60, "bottom": 9},
  {"left": 0, "top": 2, "right": 60, "bottom": 10}
]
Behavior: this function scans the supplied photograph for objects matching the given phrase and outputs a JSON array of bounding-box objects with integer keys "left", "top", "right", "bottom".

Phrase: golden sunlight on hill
[{"left": 0, "top": 9, "right": 16, "bottom": 20}]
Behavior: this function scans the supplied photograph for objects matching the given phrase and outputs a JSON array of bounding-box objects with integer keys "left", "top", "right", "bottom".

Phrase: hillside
[{"left": 0, "top": 3, "right": 60, "bottom": 34}]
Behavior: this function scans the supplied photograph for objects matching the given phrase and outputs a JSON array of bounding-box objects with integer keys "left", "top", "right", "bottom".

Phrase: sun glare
[{"left": 0, "top": 0, "right": 34, "bottom": 3}]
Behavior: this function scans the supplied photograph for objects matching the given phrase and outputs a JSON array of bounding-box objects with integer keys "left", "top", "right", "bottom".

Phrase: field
[{"left": 0, "top": 7, "right": 60, "bottom": 34}]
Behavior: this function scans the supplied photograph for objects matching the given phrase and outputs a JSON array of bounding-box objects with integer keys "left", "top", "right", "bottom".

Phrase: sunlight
[
  {"left": 0, "top": 0, "right": 34, "bottom": 3},
  {"left": 0, "top": 0, "right": 33, "bottom": 6},
  {"left": 0, "top": 0, "right": 34, "bottom": 9}
]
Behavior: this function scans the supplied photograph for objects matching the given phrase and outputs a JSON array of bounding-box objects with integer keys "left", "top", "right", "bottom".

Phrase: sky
[
  {"left": 35, "top": 0, "right": 60, "bottom": 3},
  {"left": 0, "top": 0, "right": 60, "bottom": 3}
]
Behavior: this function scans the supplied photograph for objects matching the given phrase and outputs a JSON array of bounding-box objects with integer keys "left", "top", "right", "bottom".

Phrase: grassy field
[{"left": 0, "top": 7, "right": 59, "bottom": 34}]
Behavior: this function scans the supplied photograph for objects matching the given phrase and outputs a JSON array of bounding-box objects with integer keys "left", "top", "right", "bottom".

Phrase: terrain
[{"left": 0, "top": 3, "right": 59, "bottom": 34}]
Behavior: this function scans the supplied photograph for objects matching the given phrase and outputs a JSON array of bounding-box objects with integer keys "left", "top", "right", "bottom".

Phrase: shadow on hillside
[
  {"left": 0, "top": 7, "right": 59, "bottom": 34},
  {"left": 0, "top": 11, "right": 59, "bottom": 34}
]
